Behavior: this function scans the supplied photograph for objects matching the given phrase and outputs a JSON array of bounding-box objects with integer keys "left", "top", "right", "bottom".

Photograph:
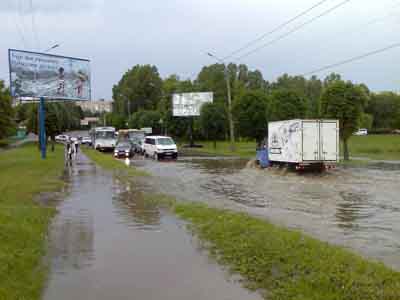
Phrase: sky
[{"left": 0, "top": 0, "right": 399, "bottom": 100}]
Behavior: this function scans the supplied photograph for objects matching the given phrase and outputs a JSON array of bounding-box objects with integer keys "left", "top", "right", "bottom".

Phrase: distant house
[{"left": 76, "top": 99, "right": 113, "bottom": 114}]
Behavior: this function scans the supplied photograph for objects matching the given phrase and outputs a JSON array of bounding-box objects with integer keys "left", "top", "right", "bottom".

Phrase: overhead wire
[
  {"left": 222, "top": 0, "right": 332, "bottom": 60},
  {"left": 301, "top": 42, "right": 400, "bottom": 76},
  {"left": 29, "top": 0, "right": 41, "bottom": 50},
  {"left": 235, "top": 0, "right": 351, "bottom": 62}
]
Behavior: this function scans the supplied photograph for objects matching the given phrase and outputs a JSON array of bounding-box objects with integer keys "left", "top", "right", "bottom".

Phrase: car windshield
[
  {"left": 117, "top": 142, "right": 130, "bottom": 147},
  {"left": 96, "top": 131, "right": 115, "bottom": 139},
  {"left": 128, "top": 132, "right": 145, "bottom": 140},
  {"left": 156, "top": 138, "right": 174, "bottom": 145}
]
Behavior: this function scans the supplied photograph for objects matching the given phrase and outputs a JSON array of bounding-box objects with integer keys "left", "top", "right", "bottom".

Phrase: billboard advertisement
[
  {"left": 172, "top": 92, "right": 213, "bottom": 117},
  {"left": 8, "top": 49, "right": 91, "bottom": 101}
]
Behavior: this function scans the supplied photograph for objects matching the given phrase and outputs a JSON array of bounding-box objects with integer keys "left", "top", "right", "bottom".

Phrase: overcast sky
[{"left": 1, "top": 0, "right": 399, "bottom": 99}]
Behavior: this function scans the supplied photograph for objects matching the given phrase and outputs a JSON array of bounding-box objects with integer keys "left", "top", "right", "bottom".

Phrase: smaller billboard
[
  {"left": 172, "top": 92, "right": 213, "bottom": 117},
  {"left": 8, "top": 49, "right": 91, "bottom": 101}
]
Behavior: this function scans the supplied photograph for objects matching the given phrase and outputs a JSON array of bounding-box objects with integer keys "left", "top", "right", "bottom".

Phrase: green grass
[
  {"left": 347, "top": 135, "right": 400, "bottom": 160},
  {"left": 0, "top": 143, "right": 65, "bottom": 300},
  {"left": 82, "top": 147, "right": 149, "bottom": 177},
  {"left": 171, "top": 201, "right": 400, "bottom": 300},
  {"left": 181, "top": 140, "right": 257, "bottom": 158}
]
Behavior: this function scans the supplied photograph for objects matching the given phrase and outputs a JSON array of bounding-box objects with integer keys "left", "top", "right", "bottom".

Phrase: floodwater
[
  {"left": 132, "top": 156, "right": 400, "bottom": 271},
  {"left": 43, "top": 154, "right": 262, "bottom": 300}
]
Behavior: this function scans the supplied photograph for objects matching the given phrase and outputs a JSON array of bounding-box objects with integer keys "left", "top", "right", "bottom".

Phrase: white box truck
[{"left": 268, "top": 119, "right": 339, "bottom": 170}]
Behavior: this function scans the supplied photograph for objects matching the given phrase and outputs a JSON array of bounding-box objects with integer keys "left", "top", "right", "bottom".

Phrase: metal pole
[
  {"left": 39, "top": 97, "right": 46, "bottom": 159},
  {"left": 224, "top": 66, "right": 235, "bottom": 152}
]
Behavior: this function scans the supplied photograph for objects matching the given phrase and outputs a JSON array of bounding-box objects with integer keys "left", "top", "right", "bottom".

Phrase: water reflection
[
  {"left": 112, "top": 180, "right": 161, "bottom": 230},
  {"left": 48, "top": 210, "right": 95, "bottom": 272},
  {"left": 180, "top": 157, "right": 248, "bottom": 175}
]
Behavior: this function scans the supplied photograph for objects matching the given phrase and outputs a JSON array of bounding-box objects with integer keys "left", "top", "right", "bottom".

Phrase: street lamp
[
  {"left": 207, "top": 52, "right": 235, "bottom": 152},
  {"left": 44, "top": 44, "right": 60, "bottom": 53}
]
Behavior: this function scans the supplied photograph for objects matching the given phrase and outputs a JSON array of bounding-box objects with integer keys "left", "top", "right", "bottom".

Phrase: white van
[{"left": 143, "top": 136, "right": 178, "bottom": 160}]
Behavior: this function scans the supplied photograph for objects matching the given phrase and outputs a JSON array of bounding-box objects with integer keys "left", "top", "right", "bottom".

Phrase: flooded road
[
  {"left": 43, "top": 154, "right": 262, "bottom": 300},
  {"left": 132, "top": 156, "right": 400, "bottom": 271}
]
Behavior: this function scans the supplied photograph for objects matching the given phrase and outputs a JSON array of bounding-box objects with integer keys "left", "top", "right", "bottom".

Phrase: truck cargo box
[{"left": 268, "top": 120, "right": 339, "bottom": 166}]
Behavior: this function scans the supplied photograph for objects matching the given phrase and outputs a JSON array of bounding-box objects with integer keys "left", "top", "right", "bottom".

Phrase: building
[{"left": 77, "top": 99, "right": 113, "bottom": 114}]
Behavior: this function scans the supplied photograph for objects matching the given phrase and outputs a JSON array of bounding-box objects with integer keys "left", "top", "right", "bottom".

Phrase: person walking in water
[
  {"left": 65, "top": 138, "right": 74, "bottom": 165},
  {"left": 74, "top": 138, "right": 79, "bottom": 159}
]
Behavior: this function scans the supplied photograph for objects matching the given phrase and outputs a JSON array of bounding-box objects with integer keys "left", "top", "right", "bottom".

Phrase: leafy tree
[
  {"left": 323, "top": 73, "right": 342, "bottom": 87},
  {"left": 359, "top": 113, "right": 373, "bottom": 130},
  {"left": 105, "top": 113, "right": 126, "bottom": 130},
  {"left": 129, "top": 110, "right": 162, "bottom": 134},
  {"left": 366, "top": 92, "right": 400, "bottom": 129},
  {"left": 200, "top": 102, "right": 227, "bottom": 148},
  {"left": 233, "top": 90, "right": 270, "bottom": 142},
  {"left": 112, "top": 65, "right": 163, "bottom": 116},
  {"left": 0, "top": 80, "right": 15, "bottom": 139},
  {"left": 270, "top": 89, "right": 307, "bottom": 121},
  {"left": 320, "top": 81, "right": 368, "bottom": 160}
]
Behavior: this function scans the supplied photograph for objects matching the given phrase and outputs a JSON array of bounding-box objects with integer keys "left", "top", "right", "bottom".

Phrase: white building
[{"left": 77, "top": 99, "right": 112, "bottom": 113}]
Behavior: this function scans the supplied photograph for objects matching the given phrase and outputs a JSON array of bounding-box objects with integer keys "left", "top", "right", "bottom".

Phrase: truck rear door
[
  {"left": 302, "top": 121, "right": 319, "bottom": 161},
  {"left": 320, "top": 121, "right": 339, "bottom": 161}
]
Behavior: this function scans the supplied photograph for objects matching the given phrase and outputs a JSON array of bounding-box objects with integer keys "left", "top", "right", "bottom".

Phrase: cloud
[{"left": 0, "top": 0, "right": 99, "bottom": 14}]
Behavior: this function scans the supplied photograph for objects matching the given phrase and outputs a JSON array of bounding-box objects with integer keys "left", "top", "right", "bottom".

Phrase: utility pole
[{"left": 207, "top": 52, "right": 235, "bottom": 152}]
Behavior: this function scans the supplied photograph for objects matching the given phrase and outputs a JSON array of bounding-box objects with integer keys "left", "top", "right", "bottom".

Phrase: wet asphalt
[
  {"left": 130, "top": 154, "right": 400, "bottom": 271},
  {"left": 42, "top": 153, "right": 262, "bottom": 300}
]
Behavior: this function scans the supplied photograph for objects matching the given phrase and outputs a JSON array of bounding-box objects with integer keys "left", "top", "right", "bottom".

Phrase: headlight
[{"left": 125, "top": 150, "right": 129, "bottom": 153}]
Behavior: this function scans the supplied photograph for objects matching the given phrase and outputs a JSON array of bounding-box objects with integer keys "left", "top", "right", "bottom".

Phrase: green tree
[
  {"left": 129, "top": 110, "right": 162, "bottom": 134},
  {"left": 366, "top": 92, "right": 400, "bottom": 129},
  {"left": 112, "top": 65, "right": 163, "bottom": 116},
  {"left": 270, "top": 90, "right": 307, "bottom": 121},
  {"left": 200, "top": 102, "right": 227, "bottom": 148},
  {"left": 320, "top": 81, "right": 368, "bottom": 160},
  {"left": 0, "top": 80, "right": 15, "bottom": 139},
  {"left": 359, "top": 113, "right": 373, "bottom": 130},
  {"left": 233, "top": 90, "right": 270, "bottom": 143}
]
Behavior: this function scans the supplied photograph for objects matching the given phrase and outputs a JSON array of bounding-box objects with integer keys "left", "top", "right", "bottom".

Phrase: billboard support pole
[
  {"left": 189, "top": 117, "right": 194, "bottom": 147},
  {"left": 39, "top": 97, "right": 46, "bottom": 159}
]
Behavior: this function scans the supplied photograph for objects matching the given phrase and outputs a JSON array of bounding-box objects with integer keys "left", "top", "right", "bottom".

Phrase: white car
[
  {"left": 55, "top": 134, "right": 69, "bottom": 142},
  {"left": 143, "top": 136, "right": 178, "bottom": 160},
  {"left": 81, "top": 136, "right": 92, "bottom": 145},
  {"left": 353, "top": 128, "right": 368, "bottom": 136}
]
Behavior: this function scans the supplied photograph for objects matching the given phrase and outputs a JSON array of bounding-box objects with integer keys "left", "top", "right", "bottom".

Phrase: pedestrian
[
  {"left": 66, "top": 139, "right": 73, "bottom": 164},
  {"left": 74, "top": 138, "right": 79, "bottom": 159}
]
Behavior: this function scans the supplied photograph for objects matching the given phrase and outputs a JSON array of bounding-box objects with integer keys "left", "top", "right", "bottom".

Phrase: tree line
[{"left": 110, "top": 64, "right": 400, "bottom": 160}]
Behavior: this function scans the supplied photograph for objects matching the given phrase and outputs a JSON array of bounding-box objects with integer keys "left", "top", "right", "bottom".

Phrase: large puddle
[
  {"left": 132, "top": 156, "right": 400, "bottom": 271},
  {"left": 43, "top": 154, "right": 262, "bottom": 300}
]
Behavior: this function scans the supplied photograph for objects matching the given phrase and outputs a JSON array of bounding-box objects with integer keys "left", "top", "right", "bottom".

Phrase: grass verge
[
  {"left": 181, "top": 140, "right": 256, "bottom": 158},
  {"left": 0, "top": 143, "right": 65, "bottom": 300},
  {"left": 81, "top": 147, "right": 149, "bottom": 177},
  {"left": 172, "top": 202, "right": 400, "bottom": 300},
  {"left": 346, "top": 135, "right": 400, "bottom": 160}
]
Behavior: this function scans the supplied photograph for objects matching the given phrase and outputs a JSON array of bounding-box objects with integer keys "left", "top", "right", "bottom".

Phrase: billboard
[
  {"left": 8, "top": 49, "right": 91, "bottom": 101},
  {"left": 172, "top": 92, "right": 213, "bottom": 117}
]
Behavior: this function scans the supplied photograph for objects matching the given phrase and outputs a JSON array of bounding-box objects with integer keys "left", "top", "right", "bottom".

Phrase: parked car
[
  {"left": 353, "top": 128, "right": 368, "bottom": 136},
  {"left": 81, "top": 136, "right": 92, "bottom": 146},
  {"left": 114, "top": 141, "right": 134, "bottom": 158},
  {"left": 143, "top": 136, "right": 178, "bottom": 160},
  {"left": 392, "top": 129, "right": 400, "bottom": 135},
  {"left": 55, "top": 134, "right": 69, "bottom": 142}
]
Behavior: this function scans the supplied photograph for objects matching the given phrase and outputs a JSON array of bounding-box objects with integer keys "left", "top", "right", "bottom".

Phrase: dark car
[
  {"left": 131, "top": 138, "right": 144, "bottom": 154},
  {"left": 114, "top": 141, "right": 134, "bottom": 158}
]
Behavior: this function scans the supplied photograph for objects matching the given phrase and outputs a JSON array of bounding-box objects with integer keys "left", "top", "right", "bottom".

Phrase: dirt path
[{"left": 43, "top": 153, "right": 262, "bottom": 300}]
